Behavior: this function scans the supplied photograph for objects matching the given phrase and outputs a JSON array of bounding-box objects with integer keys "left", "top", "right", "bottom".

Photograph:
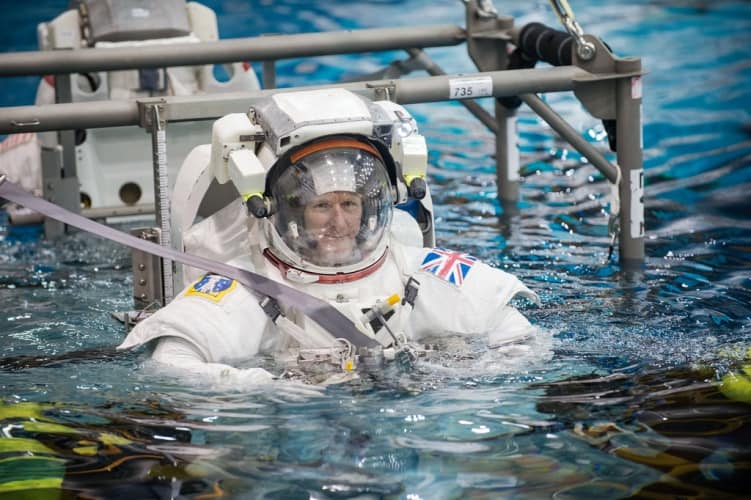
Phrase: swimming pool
[{"left": 2, "top": 0, "right": 750, "bottom": 497}]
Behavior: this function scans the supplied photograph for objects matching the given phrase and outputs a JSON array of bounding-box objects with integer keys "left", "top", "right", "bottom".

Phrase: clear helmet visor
[{"left": 270, "top": 141, "right": 394, "bottom": 269}]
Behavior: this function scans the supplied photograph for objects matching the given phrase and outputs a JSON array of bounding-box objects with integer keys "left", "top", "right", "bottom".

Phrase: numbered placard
[{"left": 449, "top": 76, "right": 493, "bottom": 100}]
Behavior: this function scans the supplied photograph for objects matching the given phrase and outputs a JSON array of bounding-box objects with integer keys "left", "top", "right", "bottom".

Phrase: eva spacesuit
[{"left": 118, "top": 88, "right": 537, "bottom": 386}]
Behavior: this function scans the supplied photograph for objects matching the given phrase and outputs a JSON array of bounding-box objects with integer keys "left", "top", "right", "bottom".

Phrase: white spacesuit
[{"left": 118, "top": 88, "right": 538, "bottom": 386}]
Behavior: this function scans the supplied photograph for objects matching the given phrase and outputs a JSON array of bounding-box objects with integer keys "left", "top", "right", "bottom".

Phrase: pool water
[{"left": 2, "top": 0, "right": 751, "bottom": 498}]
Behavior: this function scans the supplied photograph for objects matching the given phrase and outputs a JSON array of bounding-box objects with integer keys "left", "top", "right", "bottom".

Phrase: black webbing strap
[{"left": 0, "top": 177, "right": 379, "bottom": 348}]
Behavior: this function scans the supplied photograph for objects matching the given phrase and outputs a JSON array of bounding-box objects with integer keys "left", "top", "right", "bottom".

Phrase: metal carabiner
[
  {"left": 335, "top": 338, "right": 357, "bottom": 371},
  {"left": 549, "top": 0, "right": 596, "bottom": 61},
  {"left": 476, "top": 0, "right": 498, "bottom": 18}
]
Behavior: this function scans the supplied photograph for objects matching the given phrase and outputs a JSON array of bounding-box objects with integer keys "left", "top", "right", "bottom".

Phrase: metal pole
[
  {"left": 464, "top": 0, "right": 517, "bottom": 208},
  {"left": 53, "top": 76, "right": 78, "bottom": 181},
  {"left": 0, "top": 25, "right": 466, "bottom": 77},
  {"left": 614, "top": 58, "right": 645, "bottom": 266},
  {"left": 42, "top": 74, "right": 81, "bottom": 238},
  {"left": 0, "top": 100, "right": 139, "bottom": 134},
  {"left": 150, "top": 104, "right": 174, "bottom": 304},
  {"left": 495, "top": 102, "right": 520, "bottom": 207}
]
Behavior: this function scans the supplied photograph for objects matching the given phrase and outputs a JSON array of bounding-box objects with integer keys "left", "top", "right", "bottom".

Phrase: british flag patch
[{"left": 420, "top": 248, "right": 477, "bottom": 286}]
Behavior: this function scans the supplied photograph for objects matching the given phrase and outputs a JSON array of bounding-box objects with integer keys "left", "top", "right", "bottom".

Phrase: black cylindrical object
[
  {"left": 518, "top": 22, "right": 574, "bottom": 67},
  {"left": 246, "top": 195, "right": 269, "bottom": 218}
]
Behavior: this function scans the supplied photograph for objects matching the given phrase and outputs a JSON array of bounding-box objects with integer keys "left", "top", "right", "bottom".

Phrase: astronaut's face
[
  {"left": 303, "top": 191, "right": 363, "bottom": 263},
  {"left": 270, "top": 139, "right": 394, "bottom": 270}
]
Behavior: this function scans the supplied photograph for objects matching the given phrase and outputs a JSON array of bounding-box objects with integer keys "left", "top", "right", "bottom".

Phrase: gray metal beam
[
  {"left": 0, "top": 67, "right": 589, "bottom": 134},
  {"left": 495, "top": 103, "right": 520, "bottom": 205},
  {"left": 42, "top": 74, "right": 80, "bottom": 238},
  {"left": 0, "top": 100, "right": 139, "bottom": 134},
  {"left": 0, "top": 25, "right": 466, "bottom": 77}
]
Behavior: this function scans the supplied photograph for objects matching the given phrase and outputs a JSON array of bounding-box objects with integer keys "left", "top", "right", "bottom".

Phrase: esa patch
[
  {"left": 185, "top": 274, "right": 237, "bottom": 302},
  {"left": 420, "top": 248, "right": 477, "bottom": 286}
]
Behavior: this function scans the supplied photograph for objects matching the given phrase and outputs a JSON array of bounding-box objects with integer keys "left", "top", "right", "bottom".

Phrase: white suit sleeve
[
  {"left": 148, "top": 337, "right": 325, "bottom": 399},
  {"left": 118, "top": 275, "right": 273, "bottom": 364},
  {"left": 404, "top": 248, "right": 538, "bottom": 340},
  {"left": 151, "top": 336, "right": 275, "bottom": 387},
  {"left": 486, "top": 305, "right": 536, "bottom": 347}
]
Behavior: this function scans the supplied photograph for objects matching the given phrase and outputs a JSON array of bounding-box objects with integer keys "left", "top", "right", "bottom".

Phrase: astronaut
[{"left": 118, "top": 88, "right": 538, "bottom": 386}]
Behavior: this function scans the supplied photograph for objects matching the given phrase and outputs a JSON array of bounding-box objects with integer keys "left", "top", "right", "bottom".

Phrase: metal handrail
[
  {"left": 0, "top": 66, "right": 593, "bottom": 134},
  {"left": 0, "top": 25, "right": 465, "bottom": 77}
]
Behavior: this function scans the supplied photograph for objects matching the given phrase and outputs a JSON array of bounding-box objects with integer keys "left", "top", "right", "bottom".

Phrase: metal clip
[
  {"left": 403, "top": 277, "right": 420, "bottom": 307},
  {"left": 550, "top": 0, "right": 596, "bottom": 61},
  {"left": 568, "top": 21, "right": 596, "bottom": 61},
  {"left": 476, "top": 0, "right": 498, "bottom": 18},
  {"left": 259, "top": 296, "right": 282, "bottom": 322},
  {"left": 366, "top": 82, "right": 395, "bottom": 101},
  {"left": 336, "top": 338, "right": 357, "bottom": 371}
]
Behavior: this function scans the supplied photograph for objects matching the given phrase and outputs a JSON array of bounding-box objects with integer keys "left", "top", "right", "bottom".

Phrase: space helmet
[
  {"left": 265, "top": 135, "right": 394, "bottom": 276},
  {"left": 209, "top": 88, "right": 429, "bottom": 282}
]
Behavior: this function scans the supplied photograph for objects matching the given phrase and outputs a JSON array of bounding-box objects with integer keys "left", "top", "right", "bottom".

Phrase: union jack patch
[
  {"left": 420, "top": 248, "right": 477, "bottom": 286},
  {"left": 185, "top": 274, "right": 237, "bottom": 302}
]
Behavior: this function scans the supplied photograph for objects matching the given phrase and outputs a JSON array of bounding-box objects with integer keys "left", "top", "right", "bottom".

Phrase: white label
[
  {"left": 449, "top": 76, "right": 493, "bottom": 100},
  {"left": 631, "top": 76, "right": 642, "bottom": 99},
  {"left": 56, "top": 29, "right": 75, "bottom": 48},
  {"left": 131, "top": 8, "right": 150, "bottom": 18},
  {"left": 505, "top": 115, "right": 520, "bottom": 181},
  {"left": 630, "top": 169, "right": 644, "bottom": 238}
]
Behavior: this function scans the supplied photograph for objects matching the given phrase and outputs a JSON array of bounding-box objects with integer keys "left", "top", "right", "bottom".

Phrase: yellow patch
[{"left": 185, "top": 274, "right": 237, "bottom": 302}]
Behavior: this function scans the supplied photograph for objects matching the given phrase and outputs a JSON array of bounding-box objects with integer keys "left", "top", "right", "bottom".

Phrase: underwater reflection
[
  {"left": 532, "top": 363, "right": 751, "bottom": 498},
  {"left": 3, "top": 347, "right": 751, "bottom": 498},
  {"left": 0, "top": 400, "right": 225, "bottom": 499}
]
